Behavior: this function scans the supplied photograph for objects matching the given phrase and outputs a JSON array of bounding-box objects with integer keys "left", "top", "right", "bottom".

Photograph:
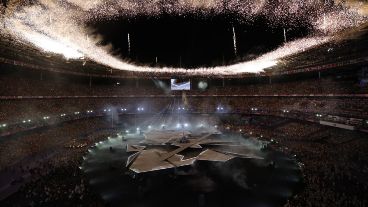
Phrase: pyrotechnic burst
[{"left": 0, "top": 0, "right": 367, "bottom": 75}]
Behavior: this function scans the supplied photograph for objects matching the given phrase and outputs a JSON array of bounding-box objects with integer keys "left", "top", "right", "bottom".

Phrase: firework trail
[
  {"left": 127, "top": 33, "right": 131, "bottom": 55},
  {"left": 232, "top": 26, "right": 237, "bottom": 56}
]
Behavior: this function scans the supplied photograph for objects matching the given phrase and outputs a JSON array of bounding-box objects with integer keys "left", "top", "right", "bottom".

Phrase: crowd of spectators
[
  {"left": 0, "top": 70, "right": 367, "bottom": 131},
  {"left": 222, "top": 117, "right": 368, "bottom": 207},
  {"left": 0, "top": 71, "right": 367, "bottom": 97},
  {"left": 1, "top": 95, "right": 368, "bottom": 137},
  {"left": 0, "top": 117, "right": 119, "bottom": 206},
  {"left": 1, "top": 148, "right": 105, "bottom": 206},
  {"left": 0, "top": 69, "right": 367, "bottom": 206},
  {"left": 0, "top": 118, "right": 111, "bottom": 170},
  {"left": 0, "top": 114, "right": 366, "bottom": 206}
]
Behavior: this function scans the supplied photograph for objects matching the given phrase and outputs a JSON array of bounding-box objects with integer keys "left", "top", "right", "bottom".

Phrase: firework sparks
[
  {"left": 0, "top": 0, "right": 366, "bottom": 75},
  {"left": 127, "top": 33, "right": 131, "bottom": 55},
  {"left": 232, "top": 26, "right": 237, "bottom": 56}
]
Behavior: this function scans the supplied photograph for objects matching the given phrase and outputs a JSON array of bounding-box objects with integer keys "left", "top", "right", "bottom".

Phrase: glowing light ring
[{"left": 0, "top": 1, "right": 366, "bottom": 75}]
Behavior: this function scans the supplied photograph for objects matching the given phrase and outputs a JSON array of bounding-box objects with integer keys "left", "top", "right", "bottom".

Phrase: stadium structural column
[
  {"left": 136, "top": 79, "right": 139, "bottom": 88},
  {"left": 269, "top": 76, "right": 272, "bottom": 84},
  {"left": 89, "top": 75, "right": 92, "bottom": 88},
  {"left": 318, "top": 71, "right": 321, "bottom": 79},
  {"left": 222, "top": 78, "right": 225, "bottom": 87},
  {"left": 40, "top": 72, "right": 43, "bottom": 81}
]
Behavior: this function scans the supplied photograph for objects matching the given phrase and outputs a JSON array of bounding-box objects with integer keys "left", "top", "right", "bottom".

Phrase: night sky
[{"left": 89, "top": 13, "right": 312, "bottom": 68}]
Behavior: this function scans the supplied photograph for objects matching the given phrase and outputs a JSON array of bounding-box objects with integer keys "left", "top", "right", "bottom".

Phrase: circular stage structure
[{"left": 82, "top": 131, "right": 303, "bottom": 207}]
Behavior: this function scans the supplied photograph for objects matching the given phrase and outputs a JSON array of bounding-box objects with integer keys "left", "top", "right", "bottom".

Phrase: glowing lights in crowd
[
  {"left": 217, "top": 106, "right": 224, "bottom": 111},
  {"left": 0, "top": 1, "right": 366, "bottom": 75},
  {"left": 0, "top": 104, "right": 359, "bottom": 133},
  {"left": 175, "top": 123, "right": 188, "bottom": 128}
]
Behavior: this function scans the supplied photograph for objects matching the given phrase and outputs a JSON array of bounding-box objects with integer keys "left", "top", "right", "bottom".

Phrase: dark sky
[{"left": 89, "top": 13, "right": 311, "bottom": 68}]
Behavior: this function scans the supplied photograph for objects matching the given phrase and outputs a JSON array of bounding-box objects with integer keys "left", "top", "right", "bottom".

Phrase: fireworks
[
  {"left": 23, "top": 32, "right": 83, "bottom": 59},
  {"left": 127, "top": 33, "right": 131, "bottom": 55},
  {"left": 283, "top": 28, "right": 287, "bottom": 43},
  {"left": 0, "top": 0, "right": 367, "bottom": 75},
  {"left": 232, "top": 26, "right": 237, "bottom": 56}
]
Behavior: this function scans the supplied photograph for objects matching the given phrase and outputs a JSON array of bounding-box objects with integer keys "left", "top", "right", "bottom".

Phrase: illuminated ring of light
[{"left": 0, "top": 1, "right": 365, "bottom": 75}]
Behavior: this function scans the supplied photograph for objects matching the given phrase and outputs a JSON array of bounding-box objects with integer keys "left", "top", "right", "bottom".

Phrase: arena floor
[{"left": 82, "top": 132, "right": 303, "bottom": 207}]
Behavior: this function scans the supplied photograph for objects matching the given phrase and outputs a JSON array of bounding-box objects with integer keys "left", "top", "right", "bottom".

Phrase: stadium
[{"left": 0, "top": 0, "right": 368, "bottom": 206}]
